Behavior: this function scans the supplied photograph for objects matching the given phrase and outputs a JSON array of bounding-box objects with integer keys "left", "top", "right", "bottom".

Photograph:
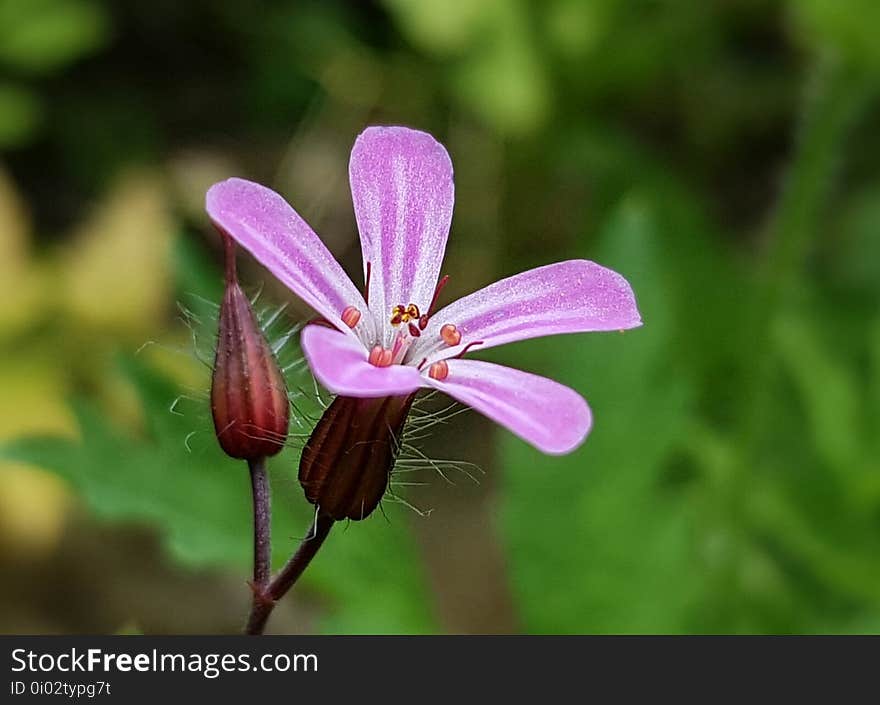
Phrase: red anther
[
  {"left": 341, "top": 305, "right": 361, "bottom": 328},
  {"left": 440, "top": 323, "right": 461, "bottom": 346},
  {"left": 408, "top": 322, "right": 421, "bottom": 338},
  {"left": 453, "top": 340, "right": 483, "bottom": 359},
  {"left": 405, "top": 303, "right": 420, "bottom": 320},
  {"left": 418, "top": 315, "right": 429, "bottom": 330},
  {"left": 428, "top": 360, "right": 449, "bottom": 381}
]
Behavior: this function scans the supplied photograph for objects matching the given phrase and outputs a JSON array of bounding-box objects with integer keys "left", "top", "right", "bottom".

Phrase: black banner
[{"left": 2, "top": 635, "right": 876, "bottom": 701}]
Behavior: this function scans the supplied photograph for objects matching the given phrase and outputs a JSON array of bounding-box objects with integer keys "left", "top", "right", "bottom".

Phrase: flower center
[
  {"left": 390, "top": 303, "right": 420, "bottom": 326},
  {"left": 369, "top": 326, "right": 416, "bottom": 368},
  {"left": 357, "top": 276, "right": 481, "bottom": 373}
]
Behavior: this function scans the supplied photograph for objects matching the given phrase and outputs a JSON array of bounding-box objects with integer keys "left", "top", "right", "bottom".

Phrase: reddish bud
[
  {"left": 211, "top": 235, "right": 289, "bottom": 460},
  {"left": 299, "top": 394, "right": 415, "bottom": 521}
]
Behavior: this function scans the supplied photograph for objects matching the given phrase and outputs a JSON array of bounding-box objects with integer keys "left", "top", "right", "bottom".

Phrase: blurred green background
[{"left": 1, "top": 0, "right": 880, "bottom": 634}]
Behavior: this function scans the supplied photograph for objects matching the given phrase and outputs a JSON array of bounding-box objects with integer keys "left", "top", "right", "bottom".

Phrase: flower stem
[
  {"left": 248, "top": 457, "right": 272, "bottom": 589},
  {"left": 244, "top": 513, "right": 334, "bottom": 635}
]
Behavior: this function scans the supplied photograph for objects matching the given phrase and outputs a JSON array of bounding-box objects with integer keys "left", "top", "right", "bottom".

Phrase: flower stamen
[
  {"left": 341, "top": 305, "right": 361, "bottom": 328},
  {"left": 439, "top": 323, "right": 461, "bottom": 346},
  {"left": 368, "top": 345, "right": 385, "bottom": 367},
  {"left": 390, "top": 332, "right": 412, "bottom": 365},
  {"left": 428, "top": 360, "right": 449, "bottom": 381}
]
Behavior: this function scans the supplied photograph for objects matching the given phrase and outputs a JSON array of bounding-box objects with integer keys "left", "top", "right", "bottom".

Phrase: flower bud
[
  {"left": 299, "top": 394, "right": 415, "bottom": 521},
  {"left": 211, "top": 234, "right": 289, "bottom": 459}
]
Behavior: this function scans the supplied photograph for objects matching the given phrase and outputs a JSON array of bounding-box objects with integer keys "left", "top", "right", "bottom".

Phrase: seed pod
[
  {"left": 211, "top": 235, "right": 289, "bottom": 459},
  {"left": 299, "top": 394, "right": 415, "bottom": 520}
]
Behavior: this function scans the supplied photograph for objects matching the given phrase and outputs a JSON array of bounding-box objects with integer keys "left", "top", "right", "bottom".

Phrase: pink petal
[
  {"left": 349, "top": 126, "right": 454, "bottom": 344},
  {"left": 301, "top": 324, "right": 423, "bottom": 398},
  {"left": 425, "top": 359, "right": 591, "bottom": 454},
  {"left": 413, "top": 260, "right": 641, "bottom": 363},
  {"left": 206, "top": 178, "right": 374, "bottom": 340}
]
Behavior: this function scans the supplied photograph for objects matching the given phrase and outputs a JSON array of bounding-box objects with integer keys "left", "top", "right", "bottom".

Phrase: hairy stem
[
  {"left": 244, "top": 513, "right": 334, "bottom": 635},
  {"left": 248, "top": 457, "right": 272, "bottom": 589}
]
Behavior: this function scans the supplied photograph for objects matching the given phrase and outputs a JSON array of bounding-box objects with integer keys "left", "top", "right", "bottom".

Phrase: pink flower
[{"left": 206, "top": 126, "right": 641, "bottom": 456}]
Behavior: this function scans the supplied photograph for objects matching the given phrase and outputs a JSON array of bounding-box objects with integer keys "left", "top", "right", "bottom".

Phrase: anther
[
  {"left": 341, "top": 305, "right": 361, "bottom": 328},
  {"left": 368, "top": 345, "right": 384, "bottom": 366},
  {"left": 440, "top": 323, "right": 461, "bottom": 346},
  {"left": 428, "top": 360, "right": 449, "bottom": 381},
  {"left": 405, "top": 303, "right": 420, "bottom": 320},
  {"left": 408, "top": 322, "right": 421, "bottom": 338},
  {"left": 390, "top": 305, "right": 406, "bottom": 326}
]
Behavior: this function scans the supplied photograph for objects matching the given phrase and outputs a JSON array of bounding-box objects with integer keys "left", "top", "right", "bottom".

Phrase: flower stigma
[{"left": 390, "top": 303, "right": 420, "bottom": 326}]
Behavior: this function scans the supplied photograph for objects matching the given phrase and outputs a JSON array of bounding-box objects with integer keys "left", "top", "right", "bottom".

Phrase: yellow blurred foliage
[
  {"left": 0, "top": 355, "right": 76, "bottom": 557},
  {"left": 0, "top": 167, "right": 47, "bottom": 337},
  {"left": 62, "top": 171, "right": 173, "bottom": 335},
  {"left": 0, "top": 167, "right": 178, "bottom": 558},
  {"left": 0, "top": 356, "right": 76, "bottom": 440},
  {"left": 0, "top": 463, "right": 71, "bottom": 558}
]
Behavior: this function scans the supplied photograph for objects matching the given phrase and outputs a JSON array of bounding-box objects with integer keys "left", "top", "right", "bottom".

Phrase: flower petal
[
  {"left": 349, "top": 126, "right": 454, "bottom": 343},
  {"left": 206, "top": 178, "right": 374, "bottom": 340},
  {"left": 412, "top": 259, "right": 641, "bottom": 363},
  {"left": 424, "top": 359, "right": 592, "bottom": 454},
  {"left": 301, "top": 324, "right": 424, "bottom": 398}
]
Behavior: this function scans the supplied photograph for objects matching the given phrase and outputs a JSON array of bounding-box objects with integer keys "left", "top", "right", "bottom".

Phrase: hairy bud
[
  {"left": 299, "top": 394, "right": 415, "bottom": 520},
  {"left": 211, "top": 234, "right": 289, "bottom": 459}
]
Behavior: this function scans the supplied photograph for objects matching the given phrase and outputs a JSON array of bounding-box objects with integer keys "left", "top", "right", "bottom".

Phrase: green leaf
[
  {"left": 499, "top": 198, "right": 701, "bottom": 632},
  {"left": 791, "top": 0, "right": 880, "bottom": 71},
  {"left": 0, "top": 82, "right": 41, "bottom": 147},
  {"left": 0, "top": 0, "right": 109, "bottom": 74},
  {"left": 773, "top": 314, "right": 862, "bottom": 475},
  {"left": 385, "top": 0, "right": 548, "bottom": 134}
]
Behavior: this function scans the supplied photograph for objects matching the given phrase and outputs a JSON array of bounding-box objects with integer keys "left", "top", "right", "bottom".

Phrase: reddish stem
[{"left": 244, "top": 514, "right": 334, "bottom": 635}]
